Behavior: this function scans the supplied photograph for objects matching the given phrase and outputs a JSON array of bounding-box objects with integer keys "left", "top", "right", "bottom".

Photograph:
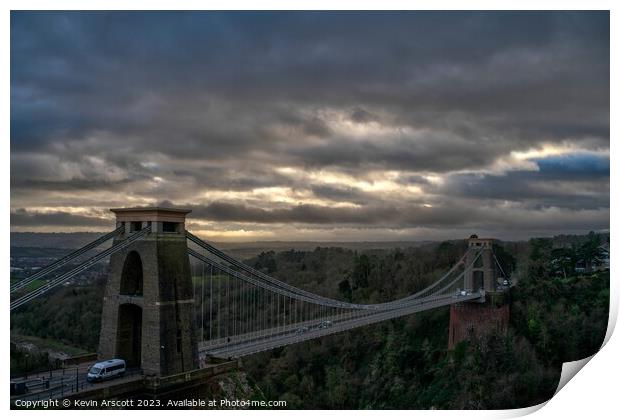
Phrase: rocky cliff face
[
  {"left": 217, "top": 371, "right": 266, "bottom": 405},
  {"left": 153, "top": 369, "right": 267, "bottom": 409}
]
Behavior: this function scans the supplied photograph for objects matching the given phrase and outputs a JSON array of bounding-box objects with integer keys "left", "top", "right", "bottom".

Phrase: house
[{"left": 593, "top": 243, "right": 610, "bottom": 271}]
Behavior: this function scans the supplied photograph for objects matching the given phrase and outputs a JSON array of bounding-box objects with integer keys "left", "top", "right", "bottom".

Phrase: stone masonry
[
  {"left": 98, "top": 207, "right": 198, "bottom": 376},
  {"left": 450, "top": 236, "right": 510, "bottom": 349}
]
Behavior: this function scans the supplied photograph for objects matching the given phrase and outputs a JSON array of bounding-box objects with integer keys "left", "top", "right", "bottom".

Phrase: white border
[{"left": 2, "top": 2, "right": 616, "bottom": 419}]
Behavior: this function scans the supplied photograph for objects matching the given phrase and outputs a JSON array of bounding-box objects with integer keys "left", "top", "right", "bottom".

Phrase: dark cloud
[
  {"left": 349, "top": 107, "right": 377, "bottom": 124},
  {"left": 160, "top": 200, "right": 609, "bottom": 238},
  {"left": 10, "top": 209, "right": 111, "bottom": 228},
  {"left": 10, "top": 177, "right": 141, "bottom": 192},
  {"left": 11, "top": 12, "right": 609, "bottom": 153},
  {"left": 10, "top": 11, "right": 610, "bottom": 238},
  {"left": 309, "top": 184, "right": 374, "bottom": 205},
  {"left": 285, "top": 131, "right": 506, "bottom": 172},
  {"left": 191, "top": 202, "right": 399, "bottom": 224}
]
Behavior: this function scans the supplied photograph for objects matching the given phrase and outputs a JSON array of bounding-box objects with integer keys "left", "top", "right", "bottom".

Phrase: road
[{"left": 11, "top": 362, "right": 143, "bottom": 402}]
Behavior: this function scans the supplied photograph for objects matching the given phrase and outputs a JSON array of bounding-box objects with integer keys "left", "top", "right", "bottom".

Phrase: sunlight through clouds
[{"left": 10, "top": 12, "right": 609, "bottom": 240}]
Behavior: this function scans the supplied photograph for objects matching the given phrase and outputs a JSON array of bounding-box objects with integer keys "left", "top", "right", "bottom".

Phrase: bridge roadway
[
  {"left": 200, "top": 292, "right": 482, "bottom": 358},
  {"left": 11, "top": 362, "right": 143, "bottom": 403},
  {"left": 11, "top": 294, "right": 480, "bottom": 402}
]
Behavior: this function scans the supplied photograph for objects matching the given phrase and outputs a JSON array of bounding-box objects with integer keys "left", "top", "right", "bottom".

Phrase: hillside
[{"left": 9, "top": 233, "right": 609, "bottom": 409}]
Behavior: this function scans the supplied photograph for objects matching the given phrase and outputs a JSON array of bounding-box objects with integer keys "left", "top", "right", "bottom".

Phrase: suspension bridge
[{"left": 10, "top": 207, "right": 510, "bottom": 390}]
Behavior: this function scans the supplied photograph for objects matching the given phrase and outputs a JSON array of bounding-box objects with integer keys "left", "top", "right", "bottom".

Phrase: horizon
[{"left": 10, "top": 228, "right": 610, "bottom": 245}]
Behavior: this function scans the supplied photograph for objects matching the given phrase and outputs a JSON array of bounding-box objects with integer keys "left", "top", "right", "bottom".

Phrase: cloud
[
  {"left": 10, "top": 208, "right": 111, "bottom": 228},
  {"left": 190, "top": 202, "right": 400, "bottom": 225},
  {"left": 172, "top": 199, "right": 610, "bottom": 234},
  {"left": 431, "top": 152, "right": 610, "bottom": 210},
  {"left": 9, "top": 11, "right": 610, "bottom": 239}
]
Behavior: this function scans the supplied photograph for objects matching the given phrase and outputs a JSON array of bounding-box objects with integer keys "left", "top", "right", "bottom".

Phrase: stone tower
[
  {"left": 98, "top": 207, "right": 198, "bottom": 376},
  {"left": 449, "top": 235, "right": 509, "bottom": 349},
  {"left": 463, "top": 235, "right": 497, "bottom": 292}
]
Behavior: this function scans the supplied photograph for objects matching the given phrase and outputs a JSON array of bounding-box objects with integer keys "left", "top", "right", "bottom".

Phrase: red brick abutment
[{"left": 448, "top": 291, "right": 510, "bottom": 349}]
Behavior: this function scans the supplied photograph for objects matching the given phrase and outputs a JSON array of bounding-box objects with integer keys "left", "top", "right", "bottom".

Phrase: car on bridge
[
  {"left": 295, "top": 326, "right": 309, "bottom": 334},
  {"left": 318, "top": 320, "right": 333, "bottom": 329},
  {"left": 87, "top": 359, "right": 126, "bottom": 383}
]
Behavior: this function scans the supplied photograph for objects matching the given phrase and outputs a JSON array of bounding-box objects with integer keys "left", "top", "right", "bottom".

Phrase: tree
[
  {"left": 352, "top": 254, "right": 371, "bottom": 289},
  {"left": 493, "top": 243, "right": 516, "bottom": 278},
  {"left": 338, "top": 278, "right": 352, "bottom": 301},
  {"left": 577, "top": 231, "right": 604, "bottom": 270}
]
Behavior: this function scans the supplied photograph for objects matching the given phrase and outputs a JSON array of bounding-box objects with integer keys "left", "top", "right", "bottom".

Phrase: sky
[{"left": 10, "top": 11, "right": 610, "bottom": 241}]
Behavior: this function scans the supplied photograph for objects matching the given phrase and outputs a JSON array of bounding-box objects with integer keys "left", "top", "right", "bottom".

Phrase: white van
[{"left": 87, "top": 359, "right": 126, "bottom": 382}]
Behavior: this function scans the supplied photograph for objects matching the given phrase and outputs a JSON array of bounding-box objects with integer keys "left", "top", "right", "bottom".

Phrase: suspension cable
[
  {"left": 11, "top": 226, "right": 125, "bottom": 294},
  {"left": 11, "top": 226, "right": 151, "bottom": 311}
]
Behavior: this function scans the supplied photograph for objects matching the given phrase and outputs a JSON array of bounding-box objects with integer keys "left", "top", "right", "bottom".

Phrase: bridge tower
[
  {"left": 98, "top": 207, "right": 198, "bottom": 376},
  {"left": 449, "top": 235, "right": 510, "bottom": 349},
  {"left": 463, "top": 235, "right": 497, "bottom": 292}
]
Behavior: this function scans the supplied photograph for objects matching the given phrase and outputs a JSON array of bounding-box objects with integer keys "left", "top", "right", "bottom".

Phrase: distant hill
[
  {"left": 202, "top": 240, "right": 434, "bottom": 260},
  {"left": 10, "top": 232, "right": 105, "bottom": 249},
  {"left": 10, "top": 232, "right": 434, "bottom": 259}
]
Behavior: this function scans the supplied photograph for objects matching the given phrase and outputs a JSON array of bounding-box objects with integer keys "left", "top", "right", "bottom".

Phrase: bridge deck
[{"left": 200, "top": 292, "right": 481, "bottom": 358}]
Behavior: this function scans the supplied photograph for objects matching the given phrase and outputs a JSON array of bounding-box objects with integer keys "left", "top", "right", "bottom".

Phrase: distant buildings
[
  {"left": 593, "top": 243, "right": 610, "bottom": 271},
  {"left": 575, "top": 243, "right": 609, "bottom": 274}
]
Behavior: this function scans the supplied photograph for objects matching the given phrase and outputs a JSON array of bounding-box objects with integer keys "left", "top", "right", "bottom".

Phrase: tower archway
[
  {"left": 120, "top": 251, "right": 143, "bottom": 296},
  {"left": 472, "top": 270, "right": 484, "bottom": 290},
  {"left": 116, "top": 303, "right": 142, "bottom": 367}
]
